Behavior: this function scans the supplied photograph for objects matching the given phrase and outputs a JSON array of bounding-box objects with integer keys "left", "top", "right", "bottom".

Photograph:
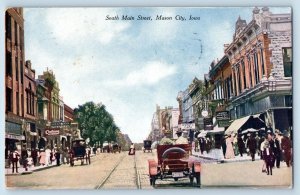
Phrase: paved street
[{"left": 6, "top": 150, "right": 292, "bottom": 189}]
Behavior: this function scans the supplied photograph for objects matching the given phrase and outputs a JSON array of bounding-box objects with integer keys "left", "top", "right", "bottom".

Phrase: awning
[{"left": 225, "top": 116, "right": 251, "bottom": 135}]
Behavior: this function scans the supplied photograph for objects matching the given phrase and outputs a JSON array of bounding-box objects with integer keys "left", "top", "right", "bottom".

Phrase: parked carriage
[
  {"left": 112, "top": 143, "right": 121, "bottom": 153},
  {"left": 148, "top": 144, "right": 201, "bottom": 187},
  {"left": 69, "top": 139, "right": 91, "bottom": 166},
  {"left": 143, "top": 140, "right": 152, "bottom": 153}
]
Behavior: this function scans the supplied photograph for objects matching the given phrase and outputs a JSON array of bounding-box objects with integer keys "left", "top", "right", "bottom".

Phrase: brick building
[
  {"left": 5, "top": 8, "right": 27, "bottom": 159},
  {"left": 224, "top": 7, "right": 292, "bottom": 134}
]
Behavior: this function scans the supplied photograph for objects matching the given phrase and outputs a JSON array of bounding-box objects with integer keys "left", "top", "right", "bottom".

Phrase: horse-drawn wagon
[
  {"left": 69, "top": 139, "right": 91, "bottom": 166},
  {"left": 143, "top": 140, "right": 152, "bottom": 153}
]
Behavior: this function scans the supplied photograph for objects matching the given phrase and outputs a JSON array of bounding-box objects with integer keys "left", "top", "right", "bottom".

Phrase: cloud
[
  {"left": 105, "top": 61, "right": 177, "bottom": 87},
  {"left": 45, "top": 8, "right": 130, "bottom": 45}
]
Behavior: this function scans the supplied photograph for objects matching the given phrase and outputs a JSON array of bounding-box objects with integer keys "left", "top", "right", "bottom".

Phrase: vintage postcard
[{"left": 4, "top": 7, "right": 292, "bottom": 189}]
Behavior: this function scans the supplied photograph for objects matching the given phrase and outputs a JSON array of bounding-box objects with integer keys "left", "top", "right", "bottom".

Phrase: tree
[{"left": 74, "top": 102, "right": 119, "bottom": 146}]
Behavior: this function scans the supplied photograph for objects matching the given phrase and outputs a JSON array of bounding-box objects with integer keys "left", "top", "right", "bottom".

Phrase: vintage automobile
[
  {"left": 148, "top": 144, "right": 201, "bottom": 187},
  {"left": 143, "top": 140, "right": 152, "bottom": 153},
  {"left": 69, "top": 139, "right": 91, "bottom": 166}
]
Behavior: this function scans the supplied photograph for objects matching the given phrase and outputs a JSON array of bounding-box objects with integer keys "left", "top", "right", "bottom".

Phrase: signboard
[
  {"left": 45, "top": 128, "right": 61, "bottom": 136},
  {"left": 181, "top": 123, "right": 195, "bottom": 130},
  {"left": 203, "top": 117, "right": 213, "bottom": 130},
  {"left": 216, "top": 111, "right": 230, "bottom": 120},
  {"left": 50, "top": 121, "right": 71, "bottom": 127},
  {"left": 5, "top": 134, "right": 25, "bottom": 140},
  {"left": 217, "top": 120, "right": 231, "bottom": 127},
  {"left": 201, "top": 110, "right": 208, "bottom": 117}
]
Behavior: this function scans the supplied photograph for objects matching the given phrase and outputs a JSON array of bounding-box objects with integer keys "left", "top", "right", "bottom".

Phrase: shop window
[{"left": 283, "top": 48, "right": 292, "bottom": 77}]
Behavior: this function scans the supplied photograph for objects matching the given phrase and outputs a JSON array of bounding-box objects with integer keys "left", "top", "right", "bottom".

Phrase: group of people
[
  {"left": 8, "top": 146, "right": 73, "bottom": 173},
  {"left": 223, "top": 129, "right": 292, "bottom": 176},
  {"left": 159, "top": 130, "right": 189, "bottom": 145}
]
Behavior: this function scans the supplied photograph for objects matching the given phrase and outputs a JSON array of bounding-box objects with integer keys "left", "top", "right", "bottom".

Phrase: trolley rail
[{"left": 95, "top": 152, "right": 141, "bottom": 189}]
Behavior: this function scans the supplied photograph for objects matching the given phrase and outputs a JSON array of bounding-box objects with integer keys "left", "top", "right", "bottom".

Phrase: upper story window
[{"left": 283, "top": 48, "right": 292, "bottom": 77}]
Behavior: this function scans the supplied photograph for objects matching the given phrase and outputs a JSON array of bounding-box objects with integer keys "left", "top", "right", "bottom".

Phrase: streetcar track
[
  {"left": 94, "top": 153, "right": 126, "bottom": 189},
  {"left": 95, "top": 152, "right": 141, "bottom": 189}
]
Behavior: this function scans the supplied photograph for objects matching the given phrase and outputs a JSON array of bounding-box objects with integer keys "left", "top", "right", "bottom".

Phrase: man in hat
[
  {"left": 281, "top": 130, "right": 292, "bottom": 167},
  {"left": 175, "top": 130, "right": 188, "bottom": 144},
  {"left": 274, "top": 129, "right": 282, "bottom": 168}
]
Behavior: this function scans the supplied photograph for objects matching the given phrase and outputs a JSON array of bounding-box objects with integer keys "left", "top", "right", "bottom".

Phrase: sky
[{"left": 24, "top": 7, "right": 290, "bottom": 143}]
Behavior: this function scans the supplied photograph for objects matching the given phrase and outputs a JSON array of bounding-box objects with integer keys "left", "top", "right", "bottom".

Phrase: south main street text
[{"left": 105, "top": 15, "right": 201, "bottom": 21}]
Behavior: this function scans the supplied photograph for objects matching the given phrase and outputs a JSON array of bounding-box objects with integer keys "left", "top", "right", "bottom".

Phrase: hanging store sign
[
  {"left": 50, "top": 121, "right": 71, "bottom": 127},
  {"left": 217, "top": 120, "right": 231, "bottom": 128},
  {"left": 5, "top": 134, "right": 25, "bottom": 140},
  {"left": 45, "top": 128, "right": 61, "bottom": 136},
  {"left": 180, "top": 123, "right": 195, "bottom": 130},
  {"left": 216, "top": 111, "right": 230, "bottom": 120}
]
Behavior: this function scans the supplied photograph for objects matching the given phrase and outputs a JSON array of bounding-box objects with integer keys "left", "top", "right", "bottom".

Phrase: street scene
[{"left": 4, "top": 7, "right": 292, "bottom": 189}]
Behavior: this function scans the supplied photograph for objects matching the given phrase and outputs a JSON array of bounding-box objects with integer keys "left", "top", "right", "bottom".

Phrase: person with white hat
[{"left": 175, "top": 130, "right": 188, "bottom": 144}]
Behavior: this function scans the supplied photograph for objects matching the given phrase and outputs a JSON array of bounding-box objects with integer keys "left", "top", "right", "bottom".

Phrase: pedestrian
[
  {"left": 262, "top": 141, "right": 275, "bottom": 175},
  {"left": 45, "top": 147, "right": 51, "bottom": 166},
  {"left": 225, "top": 134, "right": 235, "bottom": 159},
  {"left": 39, "top": 148, "right": 46, "bottom": 166},
  {"left": 247, "top": 133, "right": 257, "bottom": 161},
  {"left": 258, "top": 135, "right": 265, "bottom": 159},
  {"left": 260, "top": 138, "right": 267, "bottom": 173},
  {"left": 237, "top": 134, "right": 245, "bottom": 157},
  {"left": 55, "top": 148, "right": 61, "bottom": 166},
  {"left": 205, "top": 136, "right": 212, "bottom": 154},
  {"left": 221, "top": 136, "right": 227, "bottom": 157},
  {"left": 21, "top": 148, "right": 29, "bottom": 171},
  {"left": 175, "top": 130, "right": 189, "bottom": 144},
  {"left": 31, "top": 148, "right": 38, "bottom": 167},
  {"left": 10, "top": 148, "right": 20, "bottom": 173},
  {"left": 274, "top": 130, "right": 282, "bottom": 168},
  {"left": 281, "top": 131, "right": 292, "bottom": 167},
  {"left": 65, "top": 147, "right": 70, "bottom": 164}
]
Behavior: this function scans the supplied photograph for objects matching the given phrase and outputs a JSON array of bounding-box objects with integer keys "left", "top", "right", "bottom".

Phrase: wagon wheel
[{"left": 174, "top": 178, "right": 179, "bottom": 181}]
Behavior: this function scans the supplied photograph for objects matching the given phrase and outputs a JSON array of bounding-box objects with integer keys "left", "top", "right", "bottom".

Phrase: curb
[{"left": 192, "top": 154, "right": 260, "bottom": 164}]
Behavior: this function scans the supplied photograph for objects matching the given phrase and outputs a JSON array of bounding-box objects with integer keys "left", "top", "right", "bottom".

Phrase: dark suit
[
  {"left": 274, "top": 138, "right": 281, "bottom": 168},
  {"left": 247, "top": 137, "right": 257, "bottom": 161},
  {"left": 263, "top": 147, "right": 274, "bottom": 175},
  {"left": 281, "top": 136, "right": 292, "bottom": 167}
]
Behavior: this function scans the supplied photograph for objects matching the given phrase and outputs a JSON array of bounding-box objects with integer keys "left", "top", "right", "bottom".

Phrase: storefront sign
[
  {"left": 216, "top": 111, "right": 230, "bottom": 120},
  {"left": 181, "top": 123, "right": 195, "bottom": 130},
  {"left": 50, "top": 121, "right": 71, "bottom": 127},
  {"left": 217, "top": 120, "right": 231, "bottom": 127},
  {"left": 5, "top": 121, "right": 22, "bottom": 135},
  {"left": 5, "top": 134, "right": 25, "bottom": 140},
  {"left": 45, "top": 128, "right": 60, "bottom": 136}
]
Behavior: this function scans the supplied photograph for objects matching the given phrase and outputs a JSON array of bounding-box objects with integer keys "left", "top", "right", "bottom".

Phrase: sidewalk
[
  {"left": 5, "top": 163, "right": 58, "bottom": 176},
  {"left": 5, "top": 153, "right": 97, "bottom": 176},
  {"left": 192, "top": 148, "right": 261, "bottom": 163}
]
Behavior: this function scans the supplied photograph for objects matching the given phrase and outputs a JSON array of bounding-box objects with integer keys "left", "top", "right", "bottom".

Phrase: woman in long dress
[
  {"left": 39, "top": 149, "right": 46, "bottom": 166},
  {"left": 225, "top": 135, "right": 235, "bottom": 159}
]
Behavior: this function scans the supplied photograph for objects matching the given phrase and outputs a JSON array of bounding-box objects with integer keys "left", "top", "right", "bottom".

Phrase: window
[
  {"left": 253, "top": 53, "right": 259, "bottom": 84},
  {"left": 6, "top": 52, "right": 12, "bottom": 76},
  {"left": 283, "top": 48, "right": 292, "bottom": 77},
  {"left": 6, "top": 88, "right": 12, "bottom": 112},
  {"left": 247, "top": 56, "right": 253, "bottom": 88},
  {"left": 237, "top": 67, "right": 242, "bottom": 94},
  {"left": 15, "top": 56, "right": 19, "bottom": 81},
  {"left": 5, "top": 12, "right": 11, "bottom": 39},
  {"left": 242, "top": 60, "right": 246, "bottom": 89},
  {"left": 20, "top": 59, "right": 23, "bottom": 83},
  {"left": 260, "top": 48, "right": 265, "bottom": 76},
  {"left": 14, "top": 21, "right": 18, "bottom": 46},
  {"left": 16, "top": 92, "right": 19, "bottom": 115}
]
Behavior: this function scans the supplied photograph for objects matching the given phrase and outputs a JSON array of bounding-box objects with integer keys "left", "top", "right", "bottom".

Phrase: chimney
[{"left": 25, "top": 60, "right": 31, "bottom": 69}]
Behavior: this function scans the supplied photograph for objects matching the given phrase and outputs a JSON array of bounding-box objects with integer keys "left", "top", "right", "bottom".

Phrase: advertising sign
[{"left": 180, "top": 123, "right": 195, "bottom": 130}]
